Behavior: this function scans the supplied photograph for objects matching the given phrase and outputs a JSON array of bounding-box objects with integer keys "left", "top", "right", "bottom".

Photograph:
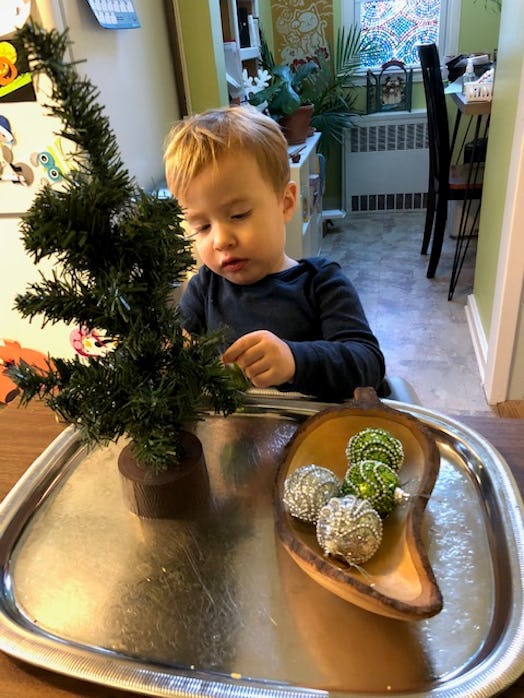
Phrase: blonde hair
[{"left": 164, "top": 106, "right": 290, "bottom": 198}]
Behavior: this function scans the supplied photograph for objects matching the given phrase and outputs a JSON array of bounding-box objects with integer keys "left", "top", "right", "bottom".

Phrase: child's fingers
[
  {"left": 221, "top": 343, "right": 241, "bottom": 365},
  {"left": 222, "top": 333, "right": 258, "bottom": 364}
]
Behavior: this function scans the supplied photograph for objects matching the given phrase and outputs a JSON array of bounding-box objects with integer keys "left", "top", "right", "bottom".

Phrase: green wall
[
  {"left": 473, "top": 0, "right": 524, "bottom": 336},
  {"left": 178, "top": 0, "right": 228, "bottom": 112},
  {"left": 459, "top": 0, "right": 501, "bottom": 56},
  {"left": 258, "top": 1, "right": 274, "bottom": 52}
]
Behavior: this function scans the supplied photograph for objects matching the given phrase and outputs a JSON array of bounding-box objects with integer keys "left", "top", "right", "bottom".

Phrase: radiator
[{"left": 343, "top": 111, "right": 430, "bottom": 212}]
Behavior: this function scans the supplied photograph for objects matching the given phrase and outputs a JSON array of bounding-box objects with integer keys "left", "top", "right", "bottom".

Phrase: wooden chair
[{"left": 418, "top": 43, "right": 484, "bottom": 282}]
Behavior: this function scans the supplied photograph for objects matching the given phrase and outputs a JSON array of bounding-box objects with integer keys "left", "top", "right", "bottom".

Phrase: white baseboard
[{"left": 465, "top": 293, "right": 488, "bottom": 389}]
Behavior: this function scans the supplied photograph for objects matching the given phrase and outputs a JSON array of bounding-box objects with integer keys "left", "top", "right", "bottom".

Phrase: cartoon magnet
[
  {"left": 31, "top": 139, "right": 72, "bottom": 183},
  {"left": 0, "top": 143, "right": 33, "bottom": 185},
  {"left": 0, "top": 42, "right": 18, "bottom": 86},
  {"left": 0, "top": 115, "right": 14, "bottom": 144}
]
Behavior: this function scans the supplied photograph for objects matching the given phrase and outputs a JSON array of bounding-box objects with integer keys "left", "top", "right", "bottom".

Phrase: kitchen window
[{"left": 342, "top": 0, "right": 460, "bottom": 70}]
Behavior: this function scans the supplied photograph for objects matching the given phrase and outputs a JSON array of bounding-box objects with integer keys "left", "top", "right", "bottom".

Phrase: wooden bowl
[{"left": 274, "top": 387, "right": 443, "bottom": 620}]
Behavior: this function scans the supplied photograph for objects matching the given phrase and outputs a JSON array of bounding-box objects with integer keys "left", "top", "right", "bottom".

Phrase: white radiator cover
[{"left": 343, "top": 110, "right": 429, "bottom": 212}]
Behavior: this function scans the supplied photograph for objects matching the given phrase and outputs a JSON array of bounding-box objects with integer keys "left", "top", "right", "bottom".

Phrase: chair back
[{"left": 418, "top": 44, "right": 450, "bottom": 190}]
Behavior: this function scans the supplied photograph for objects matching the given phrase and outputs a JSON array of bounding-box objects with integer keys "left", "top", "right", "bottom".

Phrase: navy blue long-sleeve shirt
[{"left": 179, "top": 257, "right": 385, "bottom": 402}]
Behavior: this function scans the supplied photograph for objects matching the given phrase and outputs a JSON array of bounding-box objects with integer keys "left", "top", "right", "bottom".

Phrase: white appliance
[{"left": 1, "top": 0, "right": 181, "bottom": 356}]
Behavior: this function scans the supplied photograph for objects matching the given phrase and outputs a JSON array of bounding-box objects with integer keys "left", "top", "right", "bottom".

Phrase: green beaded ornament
[
  {"left": 345, "top": 427, "right": 404, "bottom": 472},
  {"left": 283, "top": 464, "right": 342, "bottom": 523},
  {"left": 340, "top": 459, "right": 408, "bottom": 517},
  {"left": 316, "top": 495, "right": 383, "bottom": 566}
]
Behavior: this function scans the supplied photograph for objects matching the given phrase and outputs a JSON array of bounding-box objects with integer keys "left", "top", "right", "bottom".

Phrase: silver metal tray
[{"left": 0, "top": 398, "right": 523, "bottom": 697}]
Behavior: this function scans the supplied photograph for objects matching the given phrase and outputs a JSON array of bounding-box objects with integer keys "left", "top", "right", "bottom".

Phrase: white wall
[{"left": 46, "top": 0, "right": 180, "bottom": 190}]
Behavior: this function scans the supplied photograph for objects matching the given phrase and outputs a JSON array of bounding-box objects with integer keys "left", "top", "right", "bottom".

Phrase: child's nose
[{"left": 213, "top": 222, "right": 235, "bottom": 250}]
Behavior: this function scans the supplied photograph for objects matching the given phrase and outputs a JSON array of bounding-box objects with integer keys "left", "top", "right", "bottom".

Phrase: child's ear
[{"left": 282, "top": 181, "right": 297, "bottom": 222}]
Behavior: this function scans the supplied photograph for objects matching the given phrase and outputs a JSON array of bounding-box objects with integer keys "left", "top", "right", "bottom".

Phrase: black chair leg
[
  {"left": 448, "top": 201, "right": 480, "bottom": 300},
  {"left": 422, "top": 184, "right": 436, "bottom": 255},
  {"left": 427, "top": 197, "right": 447, "bottom": 278}
]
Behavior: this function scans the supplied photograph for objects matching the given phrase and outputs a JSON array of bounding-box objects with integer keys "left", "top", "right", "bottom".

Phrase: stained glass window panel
[{"left": 359, "top": 0, "right": 441, "bottom": 67}]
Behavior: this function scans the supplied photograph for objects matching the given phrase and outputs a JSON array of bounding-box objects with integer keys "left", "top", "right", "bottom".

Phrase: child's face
[{"left": 178, "top": 150, "right": 297, "bottom": 285}]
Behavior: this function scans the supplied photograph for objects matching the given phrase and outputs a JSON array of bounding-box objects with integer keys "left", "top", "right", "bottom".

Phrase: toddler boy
[{"left": 164, "top": 106, "right": 384, "bottom": 402}]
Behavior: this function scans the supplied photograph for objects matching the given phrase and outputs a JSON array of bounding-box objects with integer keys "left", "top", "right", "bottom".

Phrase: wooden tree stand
[{"left": 118, "top": 431, "right": 209, "bottom": 519}]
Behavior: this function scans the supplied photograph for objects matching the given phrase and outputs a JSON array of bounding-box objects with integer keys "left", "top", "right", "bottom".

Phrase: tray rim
[{"left": 0, "top": 397, "right": 522, "bottom": 698}]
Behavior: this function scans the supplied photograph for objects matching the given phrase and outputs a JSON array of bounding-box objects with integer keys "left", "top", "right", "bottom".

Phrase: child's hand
[{"left": 222, "top": 330, "right": 295, "bottom": 389}]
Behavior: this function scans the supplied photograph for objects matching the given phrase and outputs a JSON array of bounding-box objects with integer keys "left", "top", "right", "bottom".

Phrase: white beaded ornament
[
  {"left": 316, "top": 495, "right": 383, "bottom": 565},
  {"left": 283, "top": 464, "right": 342, "bottom": 523}
]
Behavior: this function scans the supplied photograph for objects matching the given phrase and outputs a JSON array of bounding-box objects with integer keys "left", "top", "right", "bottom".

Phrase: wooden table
[{"left": 0, "top": 401, "right": 522, "bottom": 697}]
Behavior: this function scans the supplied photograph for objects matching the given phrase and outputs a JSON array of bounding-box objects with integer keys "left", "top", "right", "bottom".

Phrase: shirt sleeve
[
  {"left": 282, "top": 261, "right": 385, "bottom": 402},
  {"left": 178, "top": 270, "right": 206, "bottom": 335}
]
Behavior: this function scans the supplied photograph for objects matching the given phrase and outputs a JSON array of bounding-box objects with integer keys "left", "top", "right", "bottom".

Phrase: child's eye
[
  {"left": 190, "top": 223, "right": 210, "bottom": 235},
  {"left": 231, "top": 210, "right": 251, "bottom": 221}
]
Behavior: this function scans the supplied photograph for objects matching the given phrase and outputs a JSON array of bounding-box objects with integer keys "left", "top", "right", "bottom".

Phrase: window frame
[{"left": 340, "top": 0, "right": 461, "bottom": 79}]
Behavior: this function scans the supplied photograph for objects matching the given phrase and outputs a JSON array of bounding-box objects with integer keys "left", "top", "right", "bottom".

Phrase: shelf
[
  {"left": 220, "top": 0, "right": 260, "bottom": 102},
  {"left": 240, "top": 46, "right": 260, "bottom": 61}
]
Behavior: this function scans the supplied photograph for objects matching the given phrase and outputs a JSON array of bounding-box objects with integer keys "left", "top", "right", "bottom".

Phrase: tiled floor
[{"left": 319, "top": 209, "right": 495, "bottom": 416}]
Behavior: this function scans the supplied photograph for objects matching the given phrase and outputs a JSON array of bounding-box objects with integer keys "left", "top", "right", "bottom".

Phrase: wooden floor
[{"left": 496, "top": 401, "right": 524, "bottom": 418}]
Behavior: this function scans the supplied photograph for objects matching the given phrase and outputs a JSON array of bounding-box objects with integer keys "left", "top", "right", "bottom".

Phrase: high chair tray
[{"left": 0, "top": 396, "right": 522, "bottom": 697}]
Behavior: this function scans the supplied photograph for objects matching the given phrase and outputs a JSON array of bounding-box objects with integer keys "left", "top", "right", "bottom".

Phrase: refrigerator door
[{"left": 1, "top": 0, "right": 181, "bottom": 355}]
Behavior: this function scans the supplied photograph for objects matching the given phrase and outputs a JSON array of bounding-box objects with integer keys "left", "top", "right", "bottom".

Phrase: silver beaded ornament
[
  {"left": 345, "top": 427, "right": 404, "bottom": 472},
  {"left": 316, "top": 495, "right": 383, "bottom": 566},
  {"left": 283, "top": 464, "right": 341, "bottom": 523},
  {"left": 341, "top": 459, "right": 408, "bottom": 517}
]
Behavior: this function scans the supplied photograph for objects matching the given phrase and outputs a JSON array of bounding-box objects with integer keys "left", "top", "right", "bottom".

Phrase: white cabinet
[{"left": 286, "top": 132, "right": 323, "bottom": 259}]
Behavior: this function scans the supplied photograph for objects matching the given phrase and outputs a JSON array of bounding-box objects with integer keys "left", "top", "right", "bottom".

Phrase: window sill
[{"left": 347, "top": 65, "right": 423, "bottom": 88}]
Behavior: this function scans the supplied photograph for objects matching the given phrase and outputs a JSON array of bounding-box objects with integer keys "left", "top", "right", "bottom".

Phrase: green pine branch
[{"left": 8, "top": 21, "right": 246, "bottom": 472}]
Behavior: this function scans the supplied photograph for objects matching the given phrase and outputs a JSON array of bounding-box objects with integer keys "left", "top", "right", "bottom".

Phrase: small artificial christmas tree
[{"left": 7, "top": 21, "right": 245, "bottom": 474}]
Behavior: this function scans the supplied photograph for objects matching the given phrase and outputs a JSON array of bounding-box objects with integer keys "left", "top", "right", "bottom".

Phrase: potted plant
[
  {"left": 250, "top": 26, "right": 374, "bottom": 155},
  {"left": 6, "top": 21, "right": 246, "bottom": 518},
  {"left": 249, "top": 56, "right": 319, "bottom": 144}
]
